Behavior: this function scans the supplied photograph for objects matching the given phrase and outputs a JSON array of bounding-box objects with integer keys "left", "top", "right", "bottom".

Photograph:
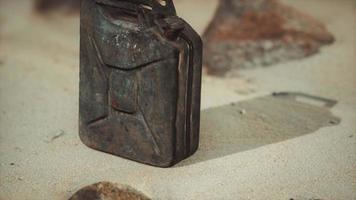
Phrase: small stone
[
  {"left": 329, "top": 120, "right": 338, "bottom": 125},
  {"left": 69, "top": 182, "right": 151, "bottom": 200}
]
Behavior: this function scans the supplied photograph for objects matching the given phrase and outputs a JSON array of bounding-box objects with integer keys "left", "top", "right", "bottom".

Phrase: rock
[
  {"left": 203, "top": 0, "right": 335, "bottom": 76},
  {"left": 34, "top": 0, "right": 80, "bottom": 14},
  {"left": 69, "top": 182, "right": 151, "bottom": 200}
]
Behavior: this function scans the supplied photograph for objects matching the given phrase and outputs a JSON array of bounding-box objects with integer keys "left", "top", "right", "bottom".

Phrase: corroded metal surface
[{"left": 79, "top": 0, "right": 202, "bottom": 167}]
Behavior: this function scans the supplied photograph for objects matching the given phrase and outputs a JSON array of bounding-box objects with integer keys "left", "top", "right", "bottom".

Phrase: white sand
[{"left": 0, "top": 0, "right": 355, "bottom": 199}]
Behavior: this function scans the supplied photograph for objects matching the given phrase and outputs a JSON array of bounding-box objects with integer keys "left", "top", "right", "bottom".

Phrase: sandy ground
[{"left": 0, "top": 0, "right": 355, "bottom": 199}]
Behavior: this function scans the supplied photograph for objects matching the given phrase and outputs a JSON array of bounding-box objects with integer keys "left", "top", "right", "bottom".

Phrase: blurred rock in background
[
  {"left": 34, "top": 0, "right": 80, "bottom": 14},
  {"left": 203, "top": 0, "right": 335, "bottom": 76}
]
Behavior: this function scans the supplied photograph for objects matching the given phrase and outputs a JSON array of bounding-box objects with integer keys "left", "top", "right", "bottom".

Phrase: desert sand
[{"left": 0, "top": 0, "right": 355, "bottom": 199}]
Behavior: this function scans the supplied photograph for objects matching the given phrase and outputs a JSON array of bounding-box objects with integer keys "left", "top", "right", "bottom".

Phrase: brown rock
[
  {"left": 69, "top": 182, "right": 151, "bottom": 200},
  {"left": 203, "top": 0, "right": 335, "bottom": 76},
  {"left": 34, "top": 0, "right": 80, "bottom": 14}
]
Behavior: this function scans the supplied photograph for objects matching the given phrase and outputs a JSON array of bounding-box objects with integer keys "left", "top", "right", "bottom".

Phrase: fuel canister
[{"left": 79, "top": 0, "right": 202, "bottom": 167}]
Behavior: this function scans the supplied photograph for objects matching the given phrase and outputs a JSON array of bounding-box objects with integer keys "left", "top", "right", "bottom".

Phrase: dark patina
[{"left": 79, "top": 0, "right": 202, "bottom": 167}]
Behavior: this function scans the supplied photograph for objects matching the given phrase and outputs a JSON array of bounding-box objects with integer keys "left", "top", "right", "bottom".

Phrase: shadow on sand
[{"left": 177, "top": 92, "right": 340, "bottom": 167}]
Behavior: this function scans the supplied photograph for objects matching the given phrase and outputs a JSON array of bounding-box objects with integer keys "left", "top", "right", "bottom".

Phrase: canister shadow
[{"left": 176, "top": 92, "right": 340, "bottom": 167}]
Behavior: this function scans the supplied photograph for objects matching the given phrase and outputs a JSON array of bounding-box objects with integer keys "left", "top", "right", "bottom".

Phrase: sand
[{"left": 0, "top": 0, "right": 355, "bottom": 199}]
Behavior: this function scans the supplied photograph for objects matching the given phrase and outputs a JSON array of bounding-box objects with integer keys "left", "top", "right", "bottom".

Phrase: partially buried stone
[{"left": 69, "top": 182, "right": 151, "bottom": 200}]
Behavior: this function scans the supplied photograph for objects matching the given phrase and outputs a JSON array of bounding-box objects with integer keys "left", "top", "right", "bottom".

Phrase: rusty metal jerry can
[{"left": 79, "top": 0, "right": 202, "bottom": 167}]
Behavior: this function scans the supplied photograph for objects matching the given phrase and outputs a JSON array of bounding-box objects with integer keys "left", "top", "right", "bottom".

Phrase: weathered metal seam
[{"left": 136, "top": 70, "right": 161, "bottom": 155}]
